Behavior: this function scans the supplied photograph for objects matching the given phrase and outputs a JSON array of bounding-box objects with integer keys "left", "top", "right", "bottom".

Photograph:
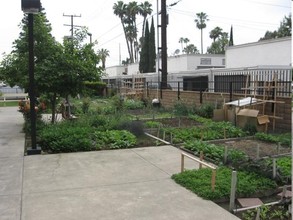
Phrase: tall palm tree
[
  {"left": 178, "top": 37, "right": 185, "bottom": 51},
  {"left": 209, "top": 26, "right": 223, "bottom": 42},
  {"left": 194, "top": 12, "right": 209, "bottom": 54},
  {"left": 127, "top": 1, "right": 139, "bottom": 62},
  {"left": 113, "top": 1, "right": 133, "bottom": 62},
  {"left": 139, "top": 1, "right": 153, "bottom": 40},
  {"left": 98, "top": 48, "right": 110, "bottom": 69},
  {"left": 183, "top": 44, "right": 199, "bottom": 54},
  {"left": 183, "top": 37, "right": 190, "bottom": 49},
  {"left": 179, "top": 37, "right": 190, "bottom": 53}
]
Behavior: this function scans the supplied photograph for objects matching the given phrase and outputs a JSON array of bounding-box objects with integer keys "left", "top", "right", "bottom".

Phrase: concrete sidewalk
[{"left": 0, "top": 107, "right": 240, "bottom": 220}]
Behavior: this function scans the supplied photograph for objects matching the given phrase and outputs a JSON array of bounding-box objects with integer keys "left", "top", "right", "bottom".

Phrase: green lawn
[{"left": 0, "top": 101, "right": 19, "bottom": 107}]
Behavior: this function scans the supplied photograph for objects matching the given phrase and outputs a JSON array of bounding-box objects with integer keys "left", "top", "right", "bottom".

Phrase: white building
[
  {"left": 104, "top": 54, "right": 225, "bottom": 78},
  {"left": 103, "top": 37, "right": 291, "bottom": 95},
  {"left": 225, "top": 36, "right": 291, "bottom": 68}
]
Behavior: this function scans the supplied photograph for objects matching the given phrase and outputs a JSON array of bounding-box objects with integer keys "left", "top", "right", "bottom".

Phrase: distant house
[
  {"left": 225, "top": 36, "right": 291, "bottom": 68},
  {"left": 103, "top": 37, "right": 291, "bottom": 95}
]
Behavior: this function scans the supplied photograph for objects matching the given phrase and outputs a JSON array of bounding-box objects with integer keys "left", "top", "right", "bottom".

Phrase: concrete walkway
[{"left": 0, "top": 107, "right": 239, "bottom": 220}]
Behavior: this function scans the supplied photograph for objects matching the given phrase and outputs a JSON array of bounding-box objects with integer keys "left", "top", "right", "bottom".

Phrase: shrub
[
  {"left": 173, "top": 101, "right": 190, "bottom": 117},
  {"left": 124, "top": 99, "right": 144, "bottom": 110},
  {"left": 194, "top": 103, "right": 214, "bottom": 118},
  {"left": 93, "top": 130, "right": 136, "bottom": 149},
  {"left": 144, "top": 121, "right": 162, "bottom": 128},
  {"left": 39, "top": 124, "right": 94, "bottom": 153},
  {"left": 81, "top": 97, "right": 91, "bottom": 114}
]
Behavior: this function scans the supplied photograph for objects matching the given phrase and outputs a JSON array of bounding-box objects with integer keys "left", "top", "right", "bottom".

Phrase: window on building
[
  {"left": 200, "top": 58, "right": 211, "bottom": 65},
  {"left": 222, "top": 59, "right": 225, "bottom": 65}
]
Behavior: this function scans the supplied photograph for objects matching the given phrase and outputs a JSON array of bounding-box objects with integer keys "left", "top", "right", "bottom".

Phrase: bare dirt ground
[{"left": 215, "top": 139, "right": 291, "bottom": 159}]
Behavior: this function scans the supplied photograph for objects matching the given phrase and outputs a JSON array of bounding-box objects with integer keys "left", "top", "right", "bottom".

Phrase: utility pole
[
  {"left": 63, "top": 14, "right": 82, "bottom": 39},
  {"left": 161, "top": 0, "right": 168, "bottom": 89},
  {"left": 62, "top": 14, "right": 81, "bottom": 118}
]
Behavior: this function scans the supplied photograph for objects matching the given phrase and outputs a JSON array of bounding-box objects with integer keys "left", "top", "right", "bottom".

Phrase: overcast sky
[{"left": 0, "top": 0, "right": 291, "bottom": 67}]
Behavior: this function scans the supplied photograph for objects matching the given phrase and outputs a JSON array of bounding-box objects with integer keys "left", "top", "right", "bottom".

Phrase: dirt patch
[{"left": 213, "top": 139, "right": 291, "bottom": 159}]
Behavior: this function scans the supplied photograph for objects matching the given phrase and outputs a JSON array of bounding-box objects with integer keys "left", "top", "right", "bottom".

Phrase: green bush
[
  {"left": 194, "top": 103, "right": 215, "bottom": 118},
  {"left": 172, "top": 167, "right": 277, "bottom": 200},
  {"left": 144, "top": 121, "right": 162, "bottom": 128},
  {"left": 39, "top": 124, "right": 94, "bottom": 153},
  {"left": 93, "top": 130, "right": 136, "bottom": 149},
  {"left": 124, "top": 99, "right": 144, "bottom": 110},
  {"left": 173, "top": 101, "right": 190, "bottom": 117},
  {"left": 83, "top": 81, "right": 106, "bottom": 96}
]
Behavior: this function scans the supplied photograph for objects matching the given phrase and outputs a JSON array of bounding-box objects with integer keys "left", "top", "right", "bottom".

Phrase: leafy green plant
[
  {"left": 242, "top": 205, "right": 291, "bottom": 220},
  {"left": 184, "top": 140, "right": 247, "bottom": 165},
  {"left": 144, "top": 121, "right": 162, "bottom": 128},
  {"left": 172, "top": 167, "right": 277, "bottom": 200},
  {"left": 93, "top": 130, "right": 136, "bottom": 149},
  {"left": 81, "top": 97, "right": 91, "bottom": 114},
  {"left": 276, "top": 157, "right": 292, "bottom": 177},
  {"left": 124, "top": 99, "right": 144, "bottom": 110},
  {"left": 255, "top": 132, "right": 292, "bottom": 147},
  {"left": 173, "top": 100, "right": 190, "bottom": 117},
  {"left": 39, "top": 124, "right": 94, "bottom": 153},
  {"left": 194, "top": 103, "right": 215, "bottom": 118}
]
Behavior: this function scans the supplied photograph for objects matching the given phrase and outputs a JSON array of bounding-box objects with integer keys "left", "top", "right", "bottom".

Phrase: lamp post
[
  {"left": 87, "top": 33, "right": 92, "bottom": 44},
  {"left": 21, "top": 0, "right": 41, "bottom": 155}
]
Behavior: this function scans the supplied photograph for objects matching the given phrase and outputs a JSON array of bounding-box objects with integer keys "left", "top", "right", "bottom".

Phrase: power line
[{"left": 63, "top": 14, "right": 82, "bottom": 38}]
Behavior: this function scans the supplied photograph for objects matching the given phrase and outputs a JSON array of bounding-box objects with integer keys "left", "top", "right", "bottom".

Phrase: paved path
[{"left": 0, "top": 107, "right": 240, "bottom": 220}]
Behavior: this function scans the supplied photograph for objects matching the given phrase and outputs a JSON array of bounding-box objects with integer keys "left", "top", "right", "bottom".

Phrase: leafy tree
[
  {"left": 228, "top": 25, "right": 234, "bottom": 46},
  {"left": 209, "top": 26, "right": 223, "bottom": 42},
  {"left": 148, "top": 17, "right": 156, "bottom": 72},
  {"left": 139, "top": 20, "right": 149, "bottom": 73},
  {"left": 113, "top": 1, "right": 153, "bottom": 63},
  {"left": 0, "top": 9, "right": 102, "bottom": 123},
  {"left": 194, "top": 12, "right": 209, "bottom": 54},
  {"left": 183, "top": 44, "right": 199, "bottom": 54},
  {"left": 113, "top": 1, "right": 132, "bottom": 62},
  {"left": 207, "top": 32, "right": 229, "bottom": 54},
  {"left": 178, "top": 37, "right": 190, "bottom": 53},
  {"left": 260, "top": 14, "right": 291, "bottom": 41},
  {"left": 139, "top": 1, "right": 153, "bottom": 40},
  {"left": 98, "top": 48, "right": 110, "bottom": 69}
]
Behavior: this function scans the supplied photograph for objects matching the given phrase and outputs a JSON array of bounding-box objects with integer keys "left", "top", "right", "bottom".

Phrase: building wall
[
  {"left": 225, "top": 37, "right": 291, "bottom": 68},
  {"left": 105, "top": 66, "right": 127, "bottom": 77},
  {"left": 145, "top": 89, "right": 292, "bottom": 132},
  {"left": 105, "top": 54, "right": 225, "bottom": 77}
]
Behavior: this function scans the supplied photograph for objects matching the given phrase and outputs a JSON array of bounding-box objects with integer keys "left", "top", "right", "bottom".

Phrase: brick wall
[{"left": 146, "top": 89, "right": 292, "bottom": 132}]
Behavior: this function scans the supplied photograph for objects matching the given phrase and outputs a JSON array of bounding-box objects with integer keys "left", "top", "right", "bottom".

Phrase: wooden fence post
[
  {"left": 224, "top": 146, "right": 228, "bottom": 164},
  {"left": 229, "top": 171, "right": 237, "bottom": 212},
  {"left": 273, "top": 158, "right": 277, "bottom": 179},
  {"left": 181, "top": 154, "right": 184, "bottom": 173},
  {"left": 211, "top": 169, "right": 216, "bottom": 192},
  {"left": 199, "top": 151, "right": 204, "bottom": 169}
]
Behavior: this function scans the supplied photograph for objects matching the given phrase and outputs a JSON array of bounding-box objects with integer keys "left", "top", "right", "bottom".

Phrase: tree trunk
[
  {"left": 50, "top": 93, "right": 57, "bottom": 124},
  {"left": 201, "top": 29, "right": 203, "bottom": 54},
  {"left": 121, "top": 19, "right": 133, "bottom": 63}
]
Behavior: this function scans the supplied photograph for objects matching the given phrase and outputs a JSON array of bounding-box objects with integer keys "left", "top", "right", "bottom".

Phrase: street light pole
[
  {"left": 87, "top": 33, "right": 92, "bottom": 44},
  {"left": 22, "top": 0, "right": 41, "bottom": 155},
  {"left": 28, "top": 13, "right": 38, "bottom": 153}
]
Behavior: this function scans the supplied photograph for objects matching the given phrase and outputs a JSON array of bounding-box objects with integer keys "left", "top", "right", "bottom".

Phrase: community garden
[{"left": 20, "top": 95, "right": 292, "bottom": 220}]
